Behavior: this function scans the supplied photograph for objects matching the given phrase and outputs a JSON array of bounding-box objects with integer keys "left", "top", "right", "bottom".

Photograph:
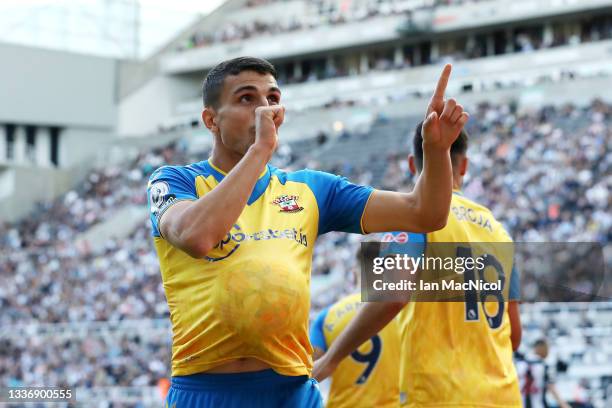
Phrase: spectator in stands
[{"left": 515, "top": 338, "right": 571, "bottom": 408}]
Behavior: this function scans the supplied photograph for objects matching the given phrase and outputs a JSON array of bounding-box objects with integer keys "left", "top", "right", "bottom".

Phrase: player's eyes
[{"left": 239, "top": 94, "right": 279, "bottom": 104}]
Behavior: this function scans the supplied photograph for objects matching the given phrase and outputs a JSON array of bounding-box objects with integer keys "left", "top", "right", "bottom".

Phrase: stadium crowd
[
  {"left": 0, "top": 144, "right": 193, "bottom": 327},
  {"left": 310, "top": 100, "right": 610, "bottom": 308},
  {"left": 1, "top": 331, "right": 170, "bottom": 389},
  {"left": 175, "top": 0, "right": 612, "bottom": 91},
  {"left": 0, "top": 100, "right": 610, "bottom": 405},
  {"left": 177, "top": 0, "right": 490, "bottom": 51},
  {"left": 272, "top": 15, "right": 612, "bottom": 85}
]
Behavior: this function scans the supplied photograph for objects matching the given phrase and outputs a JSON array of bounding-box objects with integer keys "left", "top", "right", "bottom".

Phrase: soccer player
[
  {"left": 313, "top": 122, "right": 523, "bottom": 407},
  {"left": 309, "top": 245, "right": 400, "bottom": 408},
  {"left": 516, "top": 338, "right": 571, "bottom": 408},
  {"left": 147, "top": 56, "right": 468, "bottom": 407}
]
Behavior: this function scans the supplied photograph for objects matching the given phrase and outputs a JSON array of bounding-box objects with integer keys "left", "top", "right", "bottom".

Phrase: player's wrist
[
  {"left": 421, "top": 145, "right": 451, "bottom": 166},
  {"left": 248, "top": 142, "right": 275, "bottom": 162},
  {"left": 422, "top": 142, "right": 450, "bottom": 155},
  {"left": 323, "top": 348, "right": 343, "bottom": 367}
]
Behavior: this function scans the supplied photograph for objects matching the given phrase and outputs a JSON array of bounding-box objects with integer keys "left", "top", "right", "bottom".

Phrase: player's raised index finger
[{"left": 432, "top": 64, "right": 452, "bottom": 101}]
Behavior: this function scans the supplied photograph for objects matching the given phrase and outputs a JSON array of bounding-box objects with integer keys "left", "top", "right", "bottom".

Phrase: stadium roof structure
[{"left": 0, "top": 0, "right": 227, "bottom": 59}]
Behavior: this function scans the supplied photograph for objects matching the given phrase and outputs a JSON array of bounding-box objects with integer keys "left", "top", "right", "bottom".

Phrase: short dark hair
[
  {"left": 534, "top": 338, "right": 548, "bottom": 348},
  {"left": 412, "top": 120, "right": 469, "bottom": 171},
  {"left": 202, "top": 56, "right": 278, "bottom": 108}
]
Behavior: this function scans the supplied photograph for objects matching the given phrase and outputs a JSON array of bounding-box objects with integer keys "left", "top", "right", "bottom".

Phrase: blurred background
[{"left": 0, "top": 0, "right": 610, "bottom": 406}]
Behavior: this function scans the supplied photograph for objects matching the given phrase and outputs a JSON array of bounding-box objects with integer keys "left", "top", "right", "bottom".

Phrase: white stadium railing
[
  {"left": 76, "top": 386, "right": 162, "bottom": 406},
  {"left": 0, "top": 319, "right": 171, "bottom": 340}
]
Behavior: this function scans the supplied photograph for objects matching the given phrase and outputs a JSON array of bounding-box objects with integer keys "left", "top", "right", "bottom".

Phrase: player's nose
[{"left": 256, "top": 95, "right": 270, "bottom": 108}]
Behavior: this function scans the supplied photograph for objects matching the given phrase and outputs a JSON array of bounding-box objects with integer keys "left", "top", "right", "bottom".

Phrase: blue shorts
[{"left": 166, "top": 369, "right": 323, "bottom": 408}]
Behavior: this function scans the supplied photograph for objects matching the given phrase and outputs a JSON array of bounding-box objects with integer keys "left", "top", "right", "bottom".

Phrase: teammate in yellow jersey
[
  {"left": 310, "top": 293, "right": 400, "bottom": 408},
  {"left": 310, "top": 247, "right": 400, "bottom": 408},
  {"left": 147, "top": 56, "right": 469, "bottom": 407},
  {"left": 313, "top": 122, "right": 522, "bottom": 407}
]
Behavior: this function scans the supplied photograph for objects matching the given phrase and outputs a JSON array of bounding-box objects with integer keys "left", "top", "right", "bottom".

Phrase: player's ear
[
  {"left": 459, "top": 156, "right": 468, "bottom": 176},
  {"left": 408, "top": 155, "right": 417, "bottom": 175},
  {"left": 202, "top": 107, "right": 219, "bottom": 135}
]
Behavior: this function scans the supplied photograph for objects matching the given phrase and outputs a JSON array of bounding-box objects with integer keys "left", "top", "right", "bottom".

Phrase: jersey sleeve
[
  {"left": 306, "top": 170, "right": 374, "bottom": 235},
  {"left": 309, "top": 307, "right": 330, "bottom": 352},
  {"left": 508, "top": 263, "right": 521, "bottom": 301},
  {"left": 147, "top": 166, "right": 198, "bottom": 238}
]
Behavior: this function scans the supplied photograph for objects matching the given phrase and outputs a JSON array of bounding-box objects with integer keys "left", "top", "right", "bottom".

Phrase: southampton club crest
[{"left": 272, "top": 195, "right": 304, "bottom": 213}]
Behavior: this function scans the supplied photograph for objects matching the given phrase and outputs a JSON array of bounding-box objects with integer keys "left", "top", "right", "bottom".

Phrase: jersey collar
[
  {"left": 204, "top": 160, "right": 271, "bottom": 205},
  {"left": 452, "top": 189, "right": 463, "bottom": 196}
]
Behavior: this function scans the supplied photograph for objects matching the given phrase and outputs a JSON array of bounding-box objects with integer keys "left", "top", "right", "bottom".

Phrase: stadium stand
[
  {"left": 176, "top": 1, "right": 500, "bottom": 51},
  {"left": 1, "top": 0, "right": 611, "bottom": 406},
  {"left": 1, "top": 99, "right": 610, "bottom": 405},
  {"left": 175, "top": 1, "right": 612, "bottom": 87}
]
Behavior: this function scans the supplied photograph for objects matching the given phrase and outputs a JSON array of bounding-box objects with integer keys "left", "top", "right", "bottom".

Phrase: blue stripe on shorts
[{"left": 166, "top": 369, "right": 322, "bottom": 408}]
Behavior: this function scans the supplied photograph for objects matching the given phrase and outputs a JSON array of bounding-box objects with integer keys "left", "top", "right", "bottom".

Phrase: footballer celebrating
[
  {"left": 147, "top": 56, "right": 468, "bottom": 407},
  {"left": 313, "top": 122, "right": 522, "bottom": 407}
]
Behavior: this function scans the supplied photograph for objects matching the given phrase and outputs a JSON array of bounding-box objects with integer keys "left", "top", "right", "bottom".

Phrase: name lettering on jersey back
[
  {"left": 452, "top": 205, "right": 493, "bottom": 232},
  {"left": 324, "top": 301, "right": 360, "bottom": 333}
]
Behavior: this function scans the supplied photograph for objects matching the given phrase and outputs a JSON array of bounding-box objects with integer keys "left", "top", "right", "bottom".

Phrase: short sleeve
[
  {"left": 298, "top": 171, "right": 373, "bottom": 235},
  {"left": 309, "top": 307, "right": 329, "bottom": 352},
  {"left": 379, "top": 232, "right": 427, "bottom": 258},
  {"left": 509, "top": 263, "right": 521, "bottom": 301},
  {"left": 147, "top": 166, "right": 198, "bottom": 237}
]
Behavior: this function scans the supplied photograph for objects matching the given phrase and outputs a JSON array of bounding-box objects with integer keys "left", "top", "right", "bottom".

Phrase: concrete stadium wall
[
  {"left": 117, "top": 75, "right": 199, "bottom": 136},
  {"left": 0, "top": 165, "right": 76, "bottom": 222},
  {"left": 0, "top": 43, "right": 127, "bottom": 221},
  {"left": 0, "top": 42, "right": 117, "bottom": 129},
  {"left": 75, "top": 205, "right": 146, "bottom": 253},
  {"left": 59, "top": 127, "right": 119, "bottom": 168}
]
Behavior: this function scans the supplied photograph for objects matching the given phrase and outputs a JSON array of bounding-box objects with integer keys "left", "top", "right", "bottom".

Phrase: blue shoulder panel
[
  {"left": 509, "top": 263, "right": 520, "bottom": 301},
  {"left": 274, "top": 168, "right": 374, "bottom": 236},
  {"left": 309, "top": 306, "right": 330, "bottom": 352},
  {"left": 147, "top": 165, "right": 201, "bottom": 237}
]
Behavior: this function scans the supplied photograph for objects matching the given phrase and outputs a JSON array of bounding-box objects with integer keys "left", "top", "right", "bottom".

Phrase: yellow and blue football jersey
[
  {"left": 310, "top": 293, "right": 400, "bottom": 408},
  {"left": 382, "top": 191, "right": 521, "bottom": 407},
  {"left": 147, "top": 160, "right": 373, "bottom": 377}
]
